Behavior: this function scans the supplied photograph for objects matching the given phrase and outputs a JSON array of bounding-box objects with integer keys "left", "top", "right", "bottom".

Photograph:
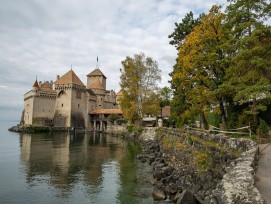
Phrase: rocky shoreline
[
  {"left": 137, "top": 137, "right": 204, "bottom": 203},
  {"left": 126, "top": 127, "right": 265, "bottom": 204},
  {"left": 8, "top": 124, "right": 51, "bottom": 133}
]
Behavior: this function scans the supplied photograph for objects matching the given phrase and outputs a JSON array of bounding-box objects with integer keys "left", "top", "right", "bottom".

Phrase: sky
[{"left": 0, "top": 0, "right": 228, "bottom": 122}]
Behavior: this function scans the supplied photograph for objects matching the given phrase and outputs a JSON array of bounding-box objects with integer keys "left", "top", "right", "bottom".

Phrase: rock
[
  {"left": 176, "top": 190, "right": 197, "bottom": 204},
  {"left": 145, "top": 175, "right": 156, "bottom": 185},
  {"left": 174, "top": 191, "right": 183, "bottom": 202},
  {"left": 152, "top": 188, "right": 166, "bottom": 201}
]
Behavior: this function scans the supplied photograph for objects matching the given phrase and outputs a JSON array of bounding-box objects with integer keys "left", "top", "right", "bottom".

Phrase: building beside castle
[{"left": 22, "top": 67, "right": 122, "bottom": 130}]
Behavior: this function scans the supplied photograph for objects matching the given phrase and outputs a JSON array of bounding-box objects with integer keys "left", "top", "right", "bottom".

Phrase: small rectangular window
[{"left": 61, "top": 104, "right": 63, "bottom": 107}]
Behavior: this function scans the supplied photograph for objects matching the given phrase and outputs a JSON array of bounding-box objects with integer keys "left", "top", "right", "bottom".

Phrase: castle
[{"left": 23, "top": 67, "right": 123, "bottom": 130}]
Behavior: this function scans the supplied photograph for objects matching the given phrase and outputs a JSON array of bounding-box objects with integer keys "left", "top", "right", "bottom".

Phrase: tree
[
  {"left": 168, "top": 11, "right": 203, "bottom": 49},
  {"left": 108, "top": 114, "right": 121, "bottom": 123},
  {"left": 169, "top": 12, "right": 204, "bottom": 124},
  {"left": 119, "top": 53, "right": 161, "bottom": 124},
  {"left": 158, "top": 86, "right": 172, "bottom": 107},
  {"left": 142, "top": 91, "right": 161, "bottom": 116},
  {"left": 171, "top": 5, "right": 230, "bottom": 128},
  {"left": 225, "top": 0, "right": 271, "bottom": 126}
]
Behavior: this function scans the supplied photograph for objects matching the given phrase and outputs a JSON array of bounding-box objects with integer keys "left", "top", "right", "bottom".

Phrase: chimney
[{"left": 56, "top": 75, "right": 60, "bottom": 80}]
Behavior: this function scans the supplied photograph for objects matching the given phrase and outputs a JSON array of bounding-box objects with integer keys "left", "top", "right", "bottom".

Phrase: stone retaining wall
[
  {"left": 211, "top": 147, "right": 265, "bottom": 204},
  {"left": 106, "top": 124, "right": 127, "bottom": 135},
  {"left": 137, "top": 128, "right": 266, "bottom": 204}
]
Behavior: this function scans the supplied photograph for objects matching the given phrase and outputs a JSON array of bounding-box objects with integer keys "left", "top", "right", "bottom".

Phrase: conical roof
[
  {"left": 33, "top": 79, "right": 39, "bottom": 88},
  {"left": 116, "top": 90, "right": 123, "bottom": 96},
  {"left": 55, "top": 70, "right": 85, "bottom": 86},
  {"left": 87, "top": 68, "right": 106, "bottom": 78}
]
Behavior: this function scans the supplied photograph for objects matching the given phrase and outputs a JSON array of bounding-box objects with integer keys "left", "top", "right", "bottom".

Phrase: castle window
[
  {"left": 76, "top": 90, "right": 81, "bottom": 99},
  {"left": 78, "top": 104, "right": 80, "bottom": 108},
  {"left": 58, "top": 90, "right": 65, "bottom": 97},
  {"left": 62, "top": 104, "right": 64, "bottom": 107}
]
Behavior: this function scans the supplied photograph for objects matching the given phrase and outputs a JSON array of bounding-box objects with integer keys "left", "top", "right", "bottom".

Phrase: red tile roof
[
  {"left": 33, "top": 80, "right": 39, "bottom": 88},
  {"left": 87, "top": 68, "right": 106, "bottom": 78},
  {"left": 89, "top": 80, "right": 104, "bottom": 89},
  {"left": 89, "top": 109, "right": 122, "bottom": 115},
  {"left": 116, "top": 90, "right": 123, "bottom": 96},
  {"left": 55, "top": 70, "right": 85, "bottom": 86}
]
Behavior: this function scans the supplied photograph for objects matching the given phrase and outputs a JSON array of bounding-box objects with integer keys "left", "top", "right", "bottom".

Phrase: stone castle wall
[
  {"left": 54, "top": 88, "right": 72, "bottom": 127},
  {"left": 24, "top": 96, "right": 34, "bottom": 125},
  {"left": 32, "top": 96, "right": 55, "bottom": 126},
  {"left": 70, "top": 88, "right": 86, "bottom": 128}
]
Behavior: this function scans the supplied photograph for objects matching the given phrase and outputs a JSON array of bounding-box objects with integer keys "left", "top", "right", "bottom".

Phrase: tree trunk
[
  {"left": 253, "top": 97, "right": 257, "bottom": 126},
  {"left": 200, "top": 111, "right": 208, "bottom": 130},
  {"left": 219, "top": 100, "right": 227, "bottom": 129}
]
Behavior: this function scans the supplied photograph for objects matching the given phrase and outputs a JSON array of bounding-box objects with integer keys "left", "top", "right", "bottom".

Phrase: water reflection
[{"left": 18, "top": 131, "right": 153, "bottom": 203}]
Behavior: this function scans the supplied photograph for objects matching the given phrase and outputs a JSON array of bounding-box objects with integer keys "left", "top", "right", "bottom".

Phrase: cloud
[{"left": 0, "top": 0, "right": 229, "bottom": 120}]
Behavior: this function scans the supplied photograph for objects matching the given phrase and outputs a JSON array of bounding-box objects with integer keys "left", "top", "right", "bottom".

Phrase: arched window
[{"left": 58, "top": 90, "right": 66, "bottom": 97}]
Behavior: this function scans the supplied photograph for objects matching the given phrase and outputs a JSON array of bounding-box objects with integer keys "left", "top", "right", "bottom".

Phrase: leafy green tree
[
  {"left": 225, "top": 0, "right": 271, "bottom": 125},
  {"left": 158, "top": 86, "right": 172, "bottom": 107},
  {"left": 168, "top": 11, "right": 203, "bottom": 49},
  {"left": 171, "top": 6, "right": 230, "bottom": 128},
  {"left": 169, "top": 12, "right": 203, "bottom": 123},
  {"left": 142, "top": 91, "right": 161, "bottom": 116},
  {"left": 119, "top": 53, "right": 161, "bottom": 123}
]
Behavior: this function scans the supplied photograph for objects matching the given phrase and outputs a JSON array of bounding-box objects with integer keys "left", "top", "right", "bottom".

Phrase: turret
[{"left": 32, "top": 79, "right": 40, "bottom": 92}]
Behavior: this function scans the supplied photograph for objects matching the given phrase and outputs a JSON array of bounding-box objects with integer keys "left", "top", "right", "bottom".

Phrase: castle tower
[
  {"left": 87, "top": 69, "right": 106, "bottom": 109},
  {"left": 87, "top": 69, "right": 106, "bottom": 90},
  {"left": 54, "top": 69, "right": 86, "bottom": 128},
  {"left": 23, "top": 78, "right": 56, "bottom": 126}
]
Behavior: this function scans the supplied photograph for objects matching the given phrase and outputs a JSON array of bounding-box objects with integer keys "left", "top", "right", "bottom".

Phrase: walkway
[{"left": 255, "top": 144, "right": 271, "bottom": 204}]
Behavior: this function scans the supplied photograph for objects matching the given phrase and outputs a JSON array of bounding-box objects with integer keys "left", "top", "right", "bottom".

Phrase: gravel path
[{"left": 255, "top": 143, "right": 271, "bottom": 204}]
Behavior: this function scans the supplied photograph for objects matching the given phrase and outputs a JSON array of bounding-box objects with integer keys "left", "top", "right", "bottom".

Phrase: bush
[
  {"left": 116, "top": 119, "right": 127, "bottom": 125},
  {"left": 108, "top": 114, "right": 121, "bottom": 123},
  {"left": 258, "top": 119, "right": 269, "bottom": 137},
  {"left": 206, "top": 112, "right": 221, "bottom": 128},
  {"left": 127, "top": 125, "right": 143, "bottom": 134},
  {"left": 226, "top": 112, "right": 238, "bottom": 129}
]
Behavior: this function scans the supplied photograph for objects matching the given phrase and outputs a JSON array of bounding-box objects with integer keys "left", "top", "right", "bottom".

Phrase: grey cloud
[{"left": 0, "top": 0, "right": 229, "bottom": 120}]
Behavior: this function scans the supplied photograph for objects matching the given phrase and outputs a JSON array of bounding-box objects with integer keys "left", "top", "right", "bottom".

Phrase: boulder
[{"left": 152, "top": 188, "right": 166, "bottom": 201}]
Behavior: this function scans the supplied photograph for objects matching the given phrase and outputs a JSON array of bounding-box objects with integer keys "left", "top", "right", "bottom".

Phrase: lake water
[{"left": 0, "top": 122, "right": 154, "bottom": 204}]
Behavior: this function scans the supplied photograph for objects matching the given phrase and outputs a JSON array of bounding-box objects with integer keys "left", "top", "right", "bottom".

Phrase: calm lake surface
[{"left": 0, "top": 122, "right": 155, "bottom": 204}]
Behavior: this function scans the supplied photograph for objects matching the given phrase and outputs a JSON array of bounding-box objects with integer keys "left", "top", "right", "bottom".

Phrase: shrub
[
  {"left": 127, "top": 125, "right": 143, "bottom": 134},
  {"left": 108, "top": 114, "right": 121, "bottom": 123},
  {"left": 207, "top": 112, "right": 221, "bottom": 128},
  {"left": 258, "top": 119, "right": 269, "bottom": 137}
]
